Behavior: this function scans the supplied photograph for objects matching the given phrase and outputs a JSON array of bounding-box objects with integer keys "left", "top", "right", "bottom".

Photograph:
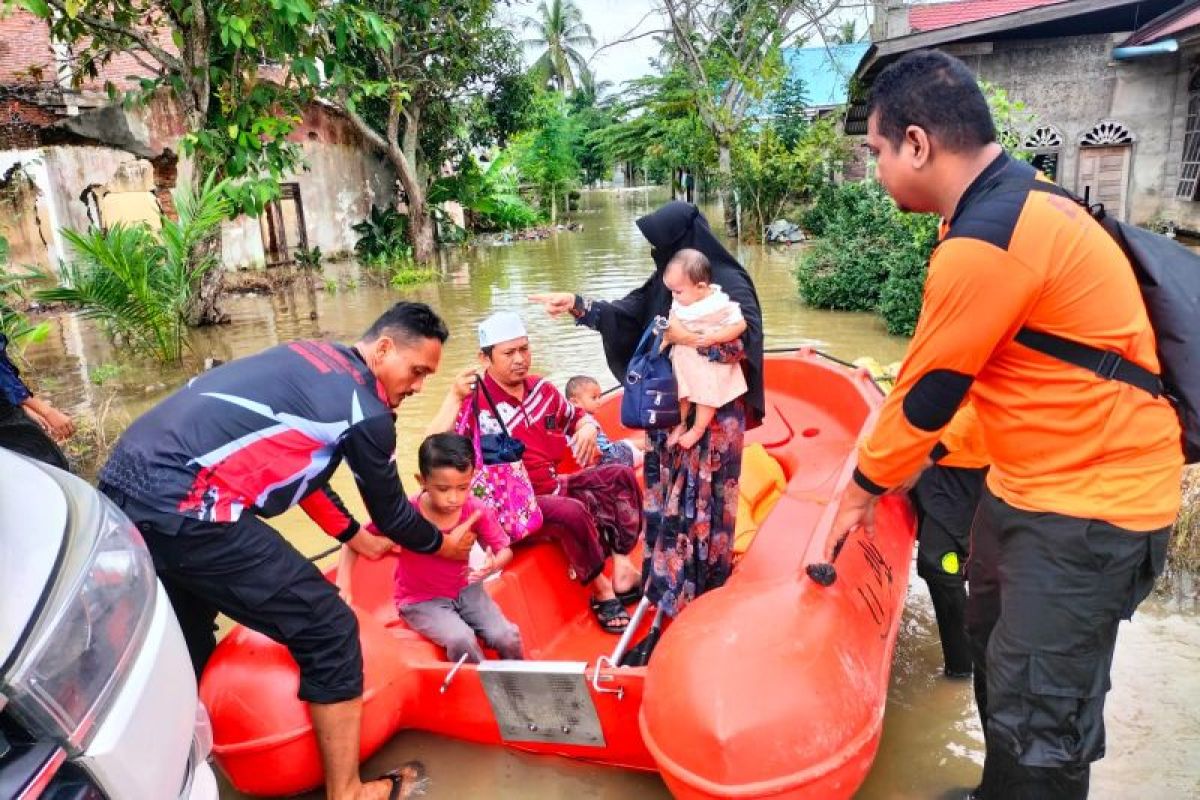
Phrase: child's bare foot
[
  {"left": 666, "top": 423, "right": 687, "bottom": 448},
  {"left": 677, "top": 427, "right": 704, "bottom": 450}
]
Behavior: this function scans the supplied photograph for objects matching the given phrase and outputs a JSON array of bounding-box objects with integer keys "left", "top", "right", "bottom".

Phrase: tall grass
[{"left": 37, "top": 174, "right": 228, "bottom": 364}]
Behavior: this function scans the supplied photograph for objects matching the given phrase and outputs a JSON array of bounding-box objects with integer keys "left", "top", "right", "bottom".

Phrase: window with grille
[
  {"left": 1024, "top": 126, "right": 1062, "bottom": 183},
  {"left": 1178, "top": 83, "right": 1200, "bottom": 199}
]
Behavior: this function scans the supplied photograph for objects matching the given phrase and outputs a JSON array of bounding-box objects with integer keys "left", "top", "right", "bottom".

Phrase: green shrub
[
  {"left": 796, "top": 180, "right": 938, "bottom": 332},
  {"left": 353, "top": 205, "right": 411, "bottom": 264},
  {"left": 878, "top": 213, "right": 940, "bottom": 336},
  {"left": 388, "top": 265, "right": 438, "bottom": 288},
  {"left": 1, "top": 237, "right": 50, "bottom": 355},
  {"left": 295, "top": 246, "right": 323, "bottom": 269}
]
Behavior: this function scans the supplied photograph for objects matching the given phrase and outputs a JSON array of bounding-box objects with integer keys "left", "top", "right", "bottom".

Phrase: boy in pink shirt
[{"left": 340, "top": 432, "right": 523, "bottom": 662}]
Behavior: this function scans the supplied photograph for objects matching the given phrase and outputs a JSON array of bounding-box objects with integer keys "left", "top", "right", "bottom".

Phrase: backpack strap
[
  {"left": 1012, "top": 178, "right": 1164, "bottom": 397},
  {"left": 1015, "top": 329, "right": 1163, "bottom": 397}
]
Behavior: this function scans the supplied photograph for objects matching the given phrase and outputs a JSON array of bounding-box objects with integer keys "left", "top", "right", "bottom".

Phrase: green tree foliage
[
  {"left": 429, "top": 154, "right": 541, "bottom": 231},
  {"left": 770, "top": 73, "right": 810, "bottom": 148},
  {"left": 352, "top": 205, "right": 411, "bottom": 265},
  {"left": 732, "top": 116, "right": 848, "bottom": 239},
  {"left": 658, "top": 0, "right": 839, "bottom": 233},
  {"left": 981, "top": 80, "right": 1035, "bottom": 159},
  {"left": 828, "top": 20, "right": 860, "bottom": 44},
  {"left": 22, "top": 0, "right": 327, "bottom": 323},
  {"left": 510, "top": 93, "right": 580, "bottom": 222},
  {"left": 588, "top": 67, "right": 716, "bottom": 186},
  {"left": 37, "top": 175, "right": 230, "bottom": 364},
  {"left": 523, "top": 0, "right": 596, "bottom": 93},
  {"left": 316, "top": 0, "right": 522, "bottom": 263}
]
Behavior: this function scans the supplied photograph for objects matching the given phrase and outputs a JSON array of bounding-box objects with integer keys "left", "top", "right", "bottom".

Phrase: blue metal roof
[{"left": 782, "top": 43, "right": 870, "bottom": 108}]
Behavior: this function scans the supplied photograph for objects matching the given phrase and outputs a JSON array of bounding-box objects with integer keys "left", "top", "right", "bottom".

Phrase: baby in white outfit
[{"left": 663, "top": 248, "right": 748, "bottom": 449}]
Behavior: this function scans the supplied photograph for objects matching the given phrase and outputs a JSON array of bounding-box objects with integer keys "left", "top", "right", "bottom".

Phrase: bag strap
[
  {"left": 1014, "top": 330, "right": 1163, "bottom": 397},
  {"left": 476, "top": 377, "right": 532, "bottom": 435},
  {"left": 1007, "top": 179, "right": 1163, "bottom": 397}
]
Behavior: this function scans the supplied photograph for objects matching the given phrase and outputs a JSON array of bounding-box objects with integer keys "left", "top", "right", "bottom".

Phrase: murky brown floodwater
[{"left": 22, "top": 189, "right": 1200, "bottom": 798}]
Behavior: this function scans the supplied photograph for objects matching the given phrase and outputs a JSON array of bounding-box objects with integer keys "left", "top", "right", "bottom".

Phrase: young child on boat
[
  {"left": 564, "top": 374, "right": 644, "bottom": 468},
  {"left": 337, "top": 432, "right": 523, "bottom": 663},
  {"left": 662, "top": 248, "right": 748, "bottom": 449}
]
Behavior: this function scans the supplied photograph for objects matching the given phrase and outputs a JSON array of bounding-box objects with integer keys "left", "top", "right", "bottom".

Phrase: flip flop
[{"left": 589, "top": 597, "right": 631, "bottom": 634}]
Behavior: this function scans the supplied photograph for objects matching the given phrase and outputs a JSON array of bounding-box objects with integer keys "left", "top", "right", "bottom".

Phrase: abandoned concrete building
[
  {"left": 0, "top": 8, "right": 398, "bottom": 273},
  {"left": 854, "top": 0, "right": 1200, "bottom": 231}
]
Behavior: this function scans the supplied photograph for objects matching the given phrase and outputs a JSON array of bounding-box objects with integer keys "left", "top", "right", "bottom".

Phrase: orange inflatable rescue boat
[{"left": 201, "top": 349, "right": 917, "bottom": 798}]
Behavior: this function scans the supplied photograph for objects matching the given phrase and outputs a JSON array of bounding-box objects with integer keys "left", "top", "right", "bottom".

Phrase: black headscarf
[{"left": 588, "top": 200, "right": 765, "bottom": 428}]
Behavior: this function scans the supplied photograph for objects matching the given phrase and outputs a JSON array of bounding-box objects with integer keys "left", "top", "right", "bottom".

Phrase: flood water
[{"left": 21, "top": 189, "right": 1200, "bottom": 798}]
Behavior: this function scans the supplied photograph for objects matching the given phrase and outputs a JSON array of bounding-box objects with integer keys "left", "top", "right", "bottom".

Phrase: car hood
[{"left": 0, "top": 450, "right": 67, "bottom": 672}]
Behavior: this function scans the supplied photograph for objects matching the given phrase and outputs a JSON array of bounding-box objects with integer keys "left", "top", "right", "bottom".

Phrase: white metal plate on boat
[{"left": 477, "top": 660, "right": 606, "bottom": 747}]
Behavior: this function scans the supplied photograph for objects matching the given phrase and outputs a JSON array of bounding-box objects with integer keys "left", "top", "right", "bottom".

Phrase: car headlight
[{"left": 1, "top": 488, "right": 157, "bottom": 753}]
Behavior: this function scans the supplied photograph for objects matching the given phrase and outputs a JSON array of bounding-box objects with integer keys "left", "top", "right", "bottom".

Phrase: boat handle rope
[{"left": 440, "top": 653, "right": 470, "bottom": 695}]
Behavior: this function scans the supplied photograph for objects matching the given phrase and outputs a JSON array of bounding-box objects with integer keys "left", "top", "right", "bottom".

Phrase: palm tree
[{"left": 523, "top": 0, "right": 596, "bottom": 94}]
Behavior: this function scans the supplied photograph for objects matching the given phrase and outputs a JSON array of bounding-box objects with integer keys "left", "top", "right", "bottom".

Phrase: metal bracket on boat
[
  {"left": 590, "top": 655, "right": 624, "bottom": 699},
  {"left": 440, "top": 653, "right": 470, "bottom": 694},
  {"left": 590, "top": 596, "right": 653, "bottom": 699}
]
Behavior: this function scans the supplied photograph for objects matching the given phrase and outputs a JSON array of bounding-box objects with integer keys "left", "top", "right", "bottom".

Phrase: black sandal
[
  {"left": 615, "top": 581, "right": 643, "bottom": 606},
  {"left": 590, "top": 597, "right": 631, "bottom": 633},
  {"left": 377, "top": 761, "right": 428, "bottom": 799}
]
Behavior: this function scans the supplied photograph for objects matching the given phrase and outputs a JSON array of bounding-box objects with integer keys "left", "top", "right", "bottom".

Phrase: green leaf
[{"left": 21, "top": 0, "right": 51, "bottom": 18}]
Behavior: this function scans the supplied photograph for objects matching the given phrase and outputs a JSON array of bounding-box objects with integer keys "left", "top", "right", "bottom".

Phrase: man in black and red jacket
[{"left": 100, "top": 302, "right": 475, "bottom": 800}]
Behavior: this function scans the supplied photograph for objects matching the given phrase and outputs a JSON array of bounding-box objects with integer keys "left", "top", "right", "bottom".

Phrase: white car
[{"left": 0, "top": 449, "right": 218, "bottom": 799}]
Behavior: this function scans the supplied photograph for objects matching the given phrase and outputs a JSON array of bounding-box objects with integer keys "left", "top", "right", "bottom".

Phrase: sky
[{"left": 500, "top": 1, "right": 877, "bottom": 91}]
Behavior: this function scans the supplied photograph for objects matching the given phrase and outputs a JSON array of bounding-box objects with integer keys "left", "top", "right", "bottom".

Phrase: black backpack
[{"left": 1020, "top": 179, "right": 1200, "bottom": 463}]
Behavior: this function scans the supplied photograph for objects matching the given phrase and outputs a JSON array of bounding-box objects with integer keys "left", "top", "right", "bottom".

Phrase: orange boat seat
[{"left": 733, "top": 443, "right": 787, "bottom": 557}]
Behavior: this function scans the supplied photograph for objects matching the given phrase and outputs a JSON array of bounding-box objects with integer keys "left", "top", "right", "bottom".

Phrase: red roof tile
[{"left": 908, "top": 0, "right": 1069, "bottom": 32}]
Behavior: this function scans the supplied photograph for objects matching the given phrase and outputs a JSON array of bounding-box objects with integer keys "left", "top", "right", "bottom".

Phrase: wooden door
[
  {"left": 259, "top": 183, "right": 309, "bottom": 266},
  {"left": 1077, "top": 145, "right": 1130, "bottom": 220}
]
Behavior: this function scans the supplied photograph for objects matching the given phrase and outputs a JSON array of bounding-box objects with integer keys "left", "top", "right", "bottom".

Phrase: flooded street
[{"left": 22, "top": 189, "right": 1200, "bottom": 798}]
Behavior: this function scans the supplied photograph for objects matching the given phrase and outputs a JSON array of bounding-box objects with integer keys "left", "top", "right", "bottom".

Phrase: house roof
[
  {"left": 909, "top": 0, "right": 1069, "bottom": 32},
  {"left": 1123, "top": 0, "right": 1200, "bottom": 43},
  {"left": 855, "top": 0, "right": 1182, "bottom": 80},
  {"left": 783, "top": 43, "right": 871, "bottom": 107}
]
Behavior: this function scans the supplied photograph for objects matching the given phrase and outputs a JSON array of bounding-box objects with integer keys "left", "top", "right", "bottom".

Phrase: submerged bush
[{"left": 796, "top": 180, "right": 937, "bottom": 334}]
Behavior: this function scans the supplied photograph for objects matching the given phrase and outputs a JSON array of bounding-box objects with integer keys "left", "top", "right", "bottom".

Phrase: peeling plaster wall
[
  {"left": 221, "top": 216, "right": 266, "bottom": 270},
  {"left": 2, "top": 91, "right": 398, "bottom": 272},
  {"left": 41, "top": 145, "right": 138, "bottom": 242},
  {"left": 290, "top": 107, "right": 397, "bottom": 259}
]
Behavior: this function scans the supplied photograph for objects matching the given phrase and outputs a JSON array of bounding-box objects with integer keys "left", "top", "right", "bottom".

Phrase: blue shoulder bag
[{"left": 621, "top": 316, "right": 682, "bottom": 430}]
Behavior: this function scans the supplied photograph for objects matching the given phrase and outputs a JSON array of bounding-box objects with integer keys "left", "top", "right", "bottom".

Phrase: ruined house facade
[
  {"left": 855, "top": 0, "right": 1200, "bottom": 231},
  {"left": 0, "top": 9, "right": 397, "bottom": 272}
]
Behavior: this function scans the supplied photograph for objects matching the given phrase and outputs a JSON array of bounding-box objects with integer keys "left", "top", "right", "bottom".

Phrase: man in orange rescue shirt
[{"left": 832, "top": 51, "right": 1183, "bottom": 799}]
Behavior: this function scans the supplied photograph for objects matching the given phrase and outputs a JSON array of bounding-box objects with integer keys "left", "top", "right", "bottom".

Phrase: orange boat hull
[{"left": 200, "top": 350, "right": 917, "bottom": 798}]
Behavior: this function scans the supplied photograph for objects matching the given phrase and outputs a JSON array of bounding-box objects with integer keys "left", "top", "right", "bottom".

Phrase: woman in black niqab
[{"left": 531, "top": 201, "right": 764, "bottom": 617}]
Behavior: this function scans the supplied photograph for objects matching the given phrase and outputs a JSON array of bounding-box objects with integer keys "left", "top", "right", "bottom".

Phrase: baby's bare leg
[
  {"left": 668, "top": 398, "right": 691, "bottom": 447},
  {"left": 678, "top": 403, "right": 716, "bottom": 449}
]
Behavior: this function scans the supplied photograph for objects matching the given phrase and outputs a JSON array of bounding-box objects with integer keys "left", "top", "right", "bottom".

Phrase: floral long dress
[{"left": 643, "top": 348, "right": 748, "bottom": 617}]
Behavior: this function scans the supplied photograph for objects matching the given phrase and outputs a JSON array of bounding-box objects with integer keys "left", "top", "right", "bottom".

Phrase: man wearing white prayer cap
[
  {"left": 428, "top": 310, "right": 645, "bottom": 634},
  {"left": 477, "top": 310, "right": 527, "bottom": 348}
]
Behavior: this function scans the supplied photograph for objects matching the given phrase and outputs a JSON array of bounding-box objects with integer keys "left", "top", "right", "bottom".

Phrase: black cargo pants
[{"left": 965, "top": 488, "right": 1167, "bottom": 799}]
